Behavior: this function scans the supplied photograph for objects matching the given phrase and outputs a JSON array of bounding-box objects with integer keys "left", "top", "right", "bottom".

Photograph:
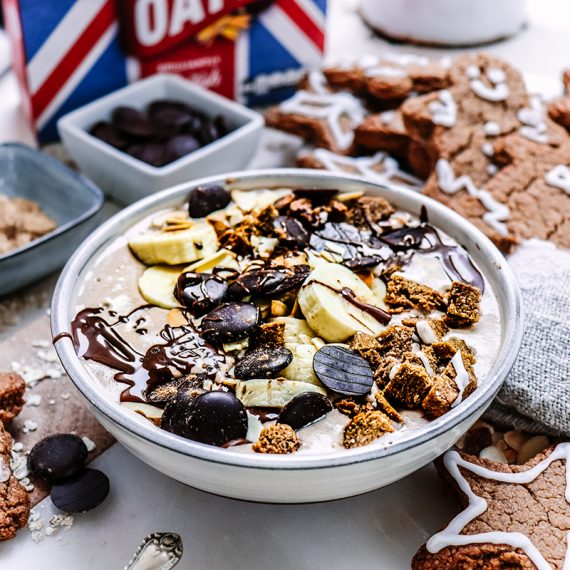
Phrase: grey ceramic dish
[
  {"left": 51, "top": 169, "right": 523, "bottom": 503},
  {"left": 0, "top": 143, "right": 104, "bottom": 297}
]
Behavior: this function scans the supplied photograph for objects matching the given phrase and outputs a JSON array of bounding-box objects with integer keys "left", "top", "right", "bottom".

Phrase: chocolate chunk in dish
[
  {"left": 412, "top": 439, "right": 570, "bottom": 570},
  {"left": 69, "top": 182, "right": 501, "bottom": 455}
]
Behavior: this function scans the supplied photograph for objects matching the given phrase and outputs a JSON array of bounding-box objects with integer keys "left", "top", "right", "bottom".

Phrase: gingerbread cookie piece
[
  {"left": 548, "top": 71, "right": 570, "bottom": 132},
  {"left": 0, "top": 425, "right": 30, "bottom": 541},
  {"left": 265, "top": 89, "right": 367, "bottom": 154},
  {"left": 253, "top": 424, "right": 300, "bottom": 454},
  {"left": 343, "top": 410, "right": 394, "bottom": 449},
  {"left": 413, "top": 444, "right": 570, "bottom": 570},
  {"left": 0, "top": 373, "right": 25, "bottom": 424},
  {"left": 323, "top": 53, "right": 449, "bottom": 101},
  {"left": 296, "top": 148, "right": 422, "bottom": 192}
]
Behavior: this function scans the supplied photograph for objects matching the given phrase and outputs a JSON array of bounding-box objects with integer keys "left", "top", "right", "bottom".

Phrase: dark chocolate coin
[
  {"left": 148, "top": 100, "right": 192, "bottom": 136},
  {"left": 127, "top": 143, "right": 167, "bottom": 167},
  {"left": 161, "top": 391, "right": 248, "bottom": 446},
  {"left": 28, "top": 434, "right": 88, "bottom": 482},
  {"left": 234, "top": 346, "right": 293, "bottom": 380},
  {"left": 213, "top": 115, "right": 230, "bottom": 137},
  {"left": 112, "top": 106, "right": 155, "bottom": 139},
  {"left": 273, "top": 216, "right": 310, "bottom": 249},
  {"left": 198, "top": 120, "right": 219, "bottom": 145},
  {"left": 175, "top": 271, "right": 228, "bottom": 316},
  {"left": 188, "top": 184, "right": 231, "bottom": 218},
  {"left": 227, "top": 264, "right": 309, "bottom": 299},
  {"left": 200, "top": 302, "right": 259, "bottom": 345},
  {"left": 90, "top": 121, "right": 128, "bottom": 149},
  {"left": 313, "top": 345, "right": 374, "bottom": 396},
  {"left": 278, "top": 392, "right": 332, "bottom": 430},
  {"left": 163, "top": 134, "right": 200, "bottom": 163},
  {"left": 51, "top": 468, "right": 110, "bottom": 513}
]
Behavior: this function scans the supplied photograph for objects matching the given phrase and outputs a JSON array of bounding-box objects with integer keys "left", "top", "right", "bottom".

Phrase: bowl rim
[
  {"left": 57, "top": 74, "right": 265, "bottom": 178},
  {"left": 0, "top": 142, "right": 104, "bottom": 263},
  {"left": 51, "top": 168, "right": 523, "bottom": 471}
]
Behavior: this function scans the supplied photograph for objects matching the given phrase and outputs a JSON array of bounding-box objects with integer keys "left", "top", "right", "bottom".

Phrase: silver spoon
[{"left": 124, "top": 532, "right": 183, "bottom": 570}]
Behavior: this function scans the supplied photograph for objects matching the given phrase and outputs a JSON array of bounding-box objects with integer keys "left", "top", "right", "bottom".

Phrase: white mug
[{"left": 360, "top": 0, "right": 527, "bottom": 46}]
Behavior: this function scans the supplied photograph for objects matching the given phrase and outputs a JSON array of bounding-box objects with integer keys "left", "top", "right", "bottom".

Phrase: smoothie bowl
[{"left": 51, "top": 169, "right": 522, "bottom": 503}]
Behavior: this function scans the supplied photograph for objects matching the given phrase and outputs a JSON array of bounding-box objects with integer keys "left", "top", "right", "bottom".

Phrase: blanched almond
[
  {"left": 479, "top": 445, "right": 508, "bottom": 464},
  {"left": 517, "top": 435, "right": 551, "bottom": 465}
]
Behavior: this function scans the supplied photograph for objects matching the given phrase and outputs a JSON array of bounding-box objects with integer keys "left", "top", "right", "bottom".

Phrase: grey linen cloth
[{"left": 484, "top": 239, "right": 570, "bottom": 435}]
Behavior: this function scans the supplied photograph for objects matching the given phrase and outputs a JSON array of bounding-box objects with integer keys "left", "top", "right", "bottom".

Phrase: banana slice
[
  {"left": 280, "top": 343, "right": 320, "bottom": 385},
  {"left": 235, "top": 379, "right": 326, "bottom": 408},
  {"left": 129, "top": 222, "right": 218, "bottom": 265},
  {"left": 298, "top": 261, "right": 386, "bottom": 342},
  {"left": 138, "top": 265, "right": 183, "bottom": 309},
  {"left": 185, "top": 248, "right": 238, "bottom": 273},
  {"left": 272, "top": 317, "right": 316, "bottom": 345}
]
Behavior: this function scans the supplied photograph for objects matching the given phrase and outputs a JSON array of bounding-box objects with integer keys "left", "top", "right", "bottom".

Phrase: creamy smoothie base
[{"left": 72, "top": 185, "right": 501, "bottom": 455}]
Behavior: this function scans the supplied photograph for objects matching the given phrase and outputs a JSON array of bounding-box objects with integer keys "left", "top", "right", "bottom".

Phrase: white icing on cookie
[
  {"left": 450, "top": 351, "right": 469, "bottom": 408},
  {"left": 545, "top": 165, "right": 570, "bottom": 195},
  {"left": 468, "top": 65, "right": 509, "bottom": 102},
  {"left": 416, "top": 321, "right": 438, "bottom": 345},
  {"left": 481, "top": 142, "right": 494, "bottom": 157},
  {"left": 428, "top": 90, "right": 457, "bottom": 128},
  {"left": 381, "top": 52, "right": 429, "bottom": 67},
  {"left": 281, "top": 91, "right": 365, "bottom": 150},
  {"left": 518, "top": 96, "right": 549, "bottom": 144},
  {"left": 313, "top": 149, "right": 422, "bottom": 191},
  {"left": 413, "top": 346, "right": 434, "bottom": 377},
  {"left": 436, "top": 159, "right": 510, "bottom": 236},
  {"left": 366, "top": 66, "right": 407, "bottom": 78},
  {"left": 380, "top": 110, "right": 396, "bottom": 124},
  {"left": 306, "top": 70, "right": 329, "bottom": 95},
  {"left": 484, "top": 121, "right": 501, "bottom": 136},
  {"left": 487, "top": 164, "right": 499, "bottom": 176},
  {"left": 426, "top": 443, "right": 570, "bottom": 570}
]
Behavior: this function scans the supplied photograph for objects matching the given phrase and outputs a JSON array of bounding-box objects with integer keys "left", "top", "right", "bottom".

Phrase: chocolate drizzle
[{"left": 71, "top": 307, "right": 225, "bottom": 403}]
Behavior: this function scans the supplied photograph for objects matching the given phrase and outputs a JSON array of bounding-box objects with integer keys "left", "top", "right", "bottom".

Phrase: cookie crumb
[
  {"left": 385, "top": 275, "right": 445, "bottom": 313},
  {"left": 334, "top": 398, "right": 373, "bottom": 418},
  {"left": 251, "top": 322, "right": 286, "bottom": 347},
  {"left": 374, "top": 391, "right": 403, "bottom": 423},
  {"left": 0, "top": 373, "right": 25, "bottom": 424},
  {"left": 343, "top": 411, "right": 394, "bottom": 449},
  {"left": 445, "top": 281, "right": 481, "bottom": 327},
  {"left": 253, "top": 424, "right": 300, "bottom": 454},
  {"left": 384, "top": 362, "right": 433, "bottom": 408}
]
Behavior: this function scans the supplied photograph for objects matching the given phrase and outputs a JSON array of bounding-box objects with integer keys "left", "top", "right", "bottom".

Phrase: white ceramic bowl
[
  {"left": 57, "top": 74, "right": 264, "bottom": 205},
  {"left": 51, "top": 169, "right": 522, "bottom": 503},
  {"left": 360, "top": 0, "right": 527, "bottom": 46}
]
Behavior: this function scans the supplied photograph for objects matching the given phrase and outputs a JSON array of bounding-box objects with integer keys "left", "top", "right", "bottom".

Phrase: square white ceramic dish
[{"left": 57, "top": 74, "right": 264, "bottom": 205}]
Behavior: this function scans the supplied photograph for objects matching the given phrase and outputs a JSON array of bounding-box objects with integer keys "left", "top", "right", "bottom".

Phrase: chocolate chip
[
  {"left": 278, "top": 392, "right": 332, "bottom": 430},
  {"left": 127, "top": 143, "right": 167, "bottom": 167},
  {"left": 227, "top": 264, "right": 310, "bottom": 299},
  {"left": 234, "top": 346, "right": 293, "bottom": 379},
  {"left": 200, "top": 302, "right": 259, "bottom": 345},
  {"left": 164, "top": 134, "right": 200, "bottom": 163},
  {"left": 28, "top": 434, "right": 88, "bottom": 482},
  {"left": 161, "top": 391, "right": 248, "bottom": 446},
  {"left": 148, "top": 100, "right": 193, "bottom": 137},
  {"left": 112, "top": 106, "right": 155, "bottom": 139},
  {"left": 90, "top": 121, "right": 128, "bottom": 149},
  {"left": 313, "top": 345, "right": 374, "bottom": 396},
  {"left": 51, "top": 469, "right": 110, "bottom": 513},
  {"left": 175, "top": 271, "right": 228, "bottom": 316},
  {"left": 188, "top": 184, "right": 231, "bottom": 218}
]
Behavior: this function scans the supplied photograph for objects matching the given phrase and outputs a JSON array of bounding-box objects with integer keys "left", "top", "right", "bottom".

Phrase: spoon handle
[{"left": 124, "top": 532, "right": 183, "bottom": 570}]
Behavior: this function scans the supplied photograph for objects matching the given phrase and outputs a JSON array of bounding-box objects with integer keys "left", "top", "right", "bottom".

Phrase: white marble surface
[{"left": 1, "top": 1, "right": 570, "bottom": 568}]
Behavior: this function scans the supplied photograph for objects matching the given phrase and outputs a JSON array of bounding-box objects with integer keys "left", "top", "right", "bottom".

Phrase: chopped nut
[
  {"left": 253, "top": 424, "right": 300, "bottom": 454},
  {"left": 343, "top": 410, "right": 394, "bottom": 449},
  {"left": 517, "top": 435, "right": 551, "bottom": 465},
  {"left": 271, "top": 300, "right": 289, "bottom": 317},
  {"left": 504, "top": 430, "right": 531, "bottom": 452}
]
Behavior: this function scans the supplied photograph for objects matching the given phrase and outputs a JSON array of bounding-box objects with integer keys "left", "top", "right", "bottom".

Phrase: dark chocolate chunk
[
  {"left": 273, "top": 216, "right": 310, "bottom": 249},
  {"left": 175, "top": 271, "right": 228, "bottom": 316},
  {"left": 213, "top": 115, "right": 230, "bottom": 137},
  {"left": 227, "top": 264, "right": 310, "bottom": 299},
  {"left": 51, "top": 469, "right": 110, "bottom": 513},
  {"left": 277, "top": 392, "right": 332, "bottom": 430},
  {"left": 112, "top": 106, "right": 155, "bottom": 139},
  {"left": 148, "top": 100, "right": 193, "bottom": 137},
  {"left": 198, "top": 120, "right": 219, "bottom": 145},
  {"left": 164, "top": 134, "right": 200, "bottom": 163},
  {"left": 188, "top": 184, "right": 231, "bottom": 218},
  {"left": 161, "top": 391, "right": 247, "bottom": 446},
  {"left": 234, "top": 346, "right": 293, "bottom": 380},
  {"left": 127, "top": 143, "right": 167, "bottom": 167},
  {"left": 313, "top": 345, "right": 374, "bottom": 396},
  {"left": 28, "top": 434, "right": 88, "bottom": 482},
  {"left": 90, "top": 121, "right": 128, "bottom": 149},
  {"left": 200, "top": 302, "right": 259, "bottom": 345},
  {"left": 343, "top": 256, "right": 383, "bottom": 271},
  {"left": 146, "top": 375, "right": 205, "bottom": 406}
]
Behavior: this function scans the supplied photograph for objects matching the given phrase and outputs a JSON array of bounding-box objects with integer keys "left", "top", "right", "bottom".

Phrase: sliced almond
[
  {"left": 271, "top": 300, "right": 289, "bottom": 317},
  {"left": 504, "top": 430, "right": 531, "bottom": 452},
  {"left": 517, "top": 435, "right": 551, "bottom": 465}
]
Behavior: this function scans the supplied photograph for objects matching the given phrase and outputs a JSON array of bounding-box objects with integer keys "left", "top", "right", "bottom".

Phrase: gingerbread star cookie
[
  {"left": 413, "top": 443, "right": 570, "bottom": 570},
  {"left": 296, "top": 148, "right": 422, "bottom": 192},
  {"left": 265, "top": 86, "right": 367, "bottom": 154},
  {"left": 323, "top": 53, "right": 449, "bottom": 101}
]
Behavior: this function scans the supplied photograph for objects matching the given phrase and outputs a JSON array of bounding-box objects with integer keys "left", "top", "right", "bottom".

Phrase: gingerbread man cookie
[
  {"left": 548, "top": 70, "right": 570, "bottom": 132},
  {"left": 413, "top": 443, "right": 570, "bottom": 570}
]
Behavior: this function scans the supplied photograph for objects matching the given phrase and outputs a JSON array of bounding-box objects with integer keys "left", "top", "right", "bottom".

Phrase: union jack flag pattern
[{"left": 3, "top": 0, "right": 327, "bottom": 142}]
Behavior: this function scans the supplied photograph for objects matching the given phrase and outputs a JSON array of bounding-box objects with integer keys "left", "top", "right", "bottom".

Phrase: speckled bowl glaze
[{"left": 51, "top": 169, "right": 523, "bottom": 503}]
